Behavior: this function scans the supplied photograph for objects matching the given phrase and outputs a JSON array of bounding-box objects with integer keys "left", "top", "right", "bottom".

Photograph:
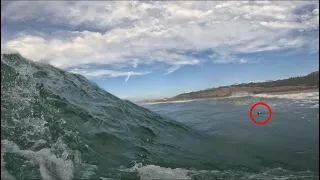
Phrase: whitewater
[{"left": 1, "top": 54, "right": 319, "bottom": 180}]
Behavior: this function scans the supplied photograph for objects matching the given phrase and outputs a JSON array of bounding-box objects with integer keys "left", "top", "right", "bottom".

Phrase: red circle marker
[{"left": 250, "top": 102, "right": 272, "bottom": 125}]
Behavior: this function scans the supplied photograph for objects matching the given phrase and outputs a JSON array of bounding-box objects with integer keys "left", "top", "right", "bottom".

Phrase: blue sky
[{"left": 1, "top": 1, "right": 319, "bottom": 101}]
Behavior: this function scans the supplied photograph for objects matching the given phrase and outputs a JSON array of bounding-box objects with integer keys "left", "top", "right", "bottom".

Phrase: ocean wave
[
  {"left": 119, "top": 163, "right": 319, "bottom": 180},
  {"left": 310, "top": 104, "right": 319, "bottom": 108},
  {"left": 0, "top": 53, "right": 195, "bottom": 180},
  {"left": 252, "top": 92, "right": 319, "bottom": 100}
]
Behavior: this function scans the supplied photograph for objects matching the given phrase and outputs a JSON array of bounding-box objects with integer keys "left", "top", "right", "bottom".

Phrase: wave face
[
  {"left": 1, "top": 54, "right": 319, "bottom": 180},
  {"left": 1, "top": 54, "right": 198, "bottom": 180}
]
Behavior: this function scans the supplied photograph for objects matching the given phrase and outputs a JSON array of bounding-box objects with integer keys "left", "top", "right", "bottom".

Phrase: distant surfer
[{"left": 257, "top": 112, "right": 267, "bottom": 115}]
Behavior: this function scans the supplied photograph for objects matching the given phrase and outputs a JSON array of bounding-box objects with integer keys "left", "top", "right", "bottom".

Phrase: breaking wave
[
  {"left": 253, "top": 92, "right": 319, "bottom": 100},
  {"left": 120, "top": 163, "right": 319, "bottom": 180}
]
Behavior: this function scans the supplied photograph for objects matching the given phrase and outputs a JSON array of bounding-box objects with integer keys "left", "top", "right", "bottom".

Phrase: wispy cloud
[
  {"left": 1, "top": 1, "right": 318, "bottom": 77},
  {"left": 164, "top": 65, "right": 182, "bottom": 75},
  {"left": 125, "top": 73, "right": 131, "bottom": 83},
  {"left": 69, "top": 68, "right": 150, "bottom": 82}
]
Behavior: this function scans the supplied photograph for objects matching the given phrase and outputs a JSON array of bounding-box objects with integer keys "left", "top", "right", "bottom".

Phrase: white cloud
[
  {"left": 125, "top": 73, "right": 132, "bottom": 83},
  {"left": 70, "top": 69, "right": 147, "bottom": 77},
  {"left": 69, "top": 68, "right": 149, "bottom": 82},
  {"left": 210, "top": 50, "right": 249, "bottom": 64},
  {"left": 1, "top": 1, "right": 319, "bottom": 77},
  {"left": 164, "top": 65, "right": 182, "bottom": 75}
]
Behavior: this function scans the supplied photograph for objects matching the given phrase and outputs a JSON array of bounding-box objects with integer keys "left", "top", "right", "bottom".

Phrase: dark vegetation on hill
[{"left": 233, "top": 71, "right": 319, "bottom": 88}]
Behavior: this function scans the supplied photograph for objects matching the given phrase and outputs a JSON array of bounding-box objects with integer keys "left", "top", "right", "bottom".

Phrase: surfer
[{"left": 257, "top": 112, "right": 267, "bottom": 115}]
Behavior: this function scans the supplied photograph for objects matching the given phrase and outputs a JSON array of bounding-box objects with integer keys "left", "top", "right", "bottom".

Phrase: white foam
[
  {"left": 1, "top": 137, "right": 98, "bottom": 180},
  {"left": 310, "top": 104, "right": 319, "bottom": 108},
  {"left": 122, "top": 163, "right": 318, "bottom": 180},
  {"left": 1, "top": 139, "right": 74, "bottom": 180},
  {"left": 126, "top": 163, "right": 191, "bottom": 180},
  {"left": 253, "top": 92, "right": 319, "bottom": 100},
  {"left": 100, "top": 177, "right": 116, "bottom": 180}
]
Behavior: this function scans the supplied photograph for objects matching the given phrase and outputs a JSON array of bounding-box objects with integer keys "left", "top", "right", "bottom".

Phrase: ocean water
[{"left": 1, "top": 54, "right": 319, "bottom": 180}]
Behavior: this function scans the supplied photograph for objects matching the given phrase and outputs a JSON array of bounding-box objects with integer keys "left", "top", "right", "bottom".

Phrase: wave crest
[{"left": 119, "top": 163, "right": 319, "bottom": 180}]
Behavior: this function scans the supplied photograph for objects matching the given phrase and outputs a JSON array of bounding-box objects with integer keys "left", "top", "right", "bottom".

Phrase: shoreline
[
  {"left": 138, "top": 89, "right": 319, "bottom": 105},
  {"left": 264, "top": 89, "right": 319, "bottom": 95}
]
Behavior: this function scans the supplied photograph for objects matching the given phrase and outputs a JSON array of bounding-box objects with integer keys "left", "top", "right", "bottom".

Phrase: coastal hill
[{"left": 142, "top": 71, "right": 319, "bottom": 103}]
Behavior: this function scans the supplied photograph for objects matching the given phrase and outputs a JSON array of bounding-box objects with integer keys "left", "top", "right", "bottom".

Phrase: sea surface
[
  {"left": 142, "top": 93, "right": 319, "bottom": 179},
  {"left": 1, "top": 54, "right": 319, "bottom": 180}
]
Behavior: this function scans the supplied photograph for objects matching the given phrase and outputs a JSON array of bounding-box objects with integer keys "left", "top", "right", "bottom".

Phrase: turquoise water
[{"left": 1, "top": 54, "right": 319, "bottom": 180}]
